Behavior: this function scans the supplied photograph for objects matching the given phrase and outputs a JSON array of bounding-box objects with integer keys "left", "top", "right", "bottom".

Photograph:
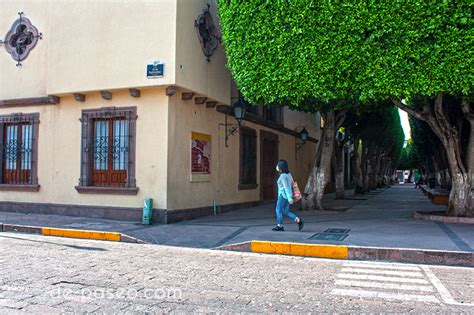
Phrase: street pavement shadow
[{"left": 0, "top": 234, "right": 108, "bottom": 252}]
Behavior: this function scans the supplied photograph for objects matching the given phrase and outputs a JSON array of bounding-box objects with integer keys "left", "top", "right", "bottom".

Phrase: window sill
[
  {"left": 238, "top": 183, "right": 258, "bottom": 190},
  {"left": 0, "top": 184, "right": 40, "bottom": 192},
  {"left": 75, "top": 186, "right": 139, "bottom": 195}
]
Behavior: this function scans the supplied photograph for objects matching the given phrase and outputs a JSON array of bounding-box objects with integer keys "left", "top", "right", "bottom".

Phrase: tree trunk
[
  {"left": 368, "top": 155, "right": 378, "bottom": 190},
  {"left": 361, "top": 143, "right": 369, "bottom": 192},
  {"left": 351, "top": 136, "right": 364, "bottom": 195},
  {"left": 468, "top": 120, "right": 474, "bottom": 212},
  {"left": 380, "top": 158, "right": 390, "bottom": 186},
  {"left": 304, "top": 110, "right": 346, "bottom": 210},
  {"left": 392, "top": 95, "right": 473, "bottom": 217},
  {"left": 444, "top": 131, "right": 473, "bottom": 216},
  {"left": 304, "top": 114, "right": 334, "bottom": 210},
  {"left": 468, "top": 119, "right": 474, "bottom": 187},
  {"left": 332, "top": 141, "right": 345, "bottom": 199},
  {"left": 375, "top": 154, "right": 383, "bottom": 187}
]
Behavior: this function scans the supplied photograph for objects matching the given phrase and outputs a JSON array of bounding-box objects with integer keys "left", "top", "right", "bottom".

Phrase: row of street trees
[
  {"left": 218, "top": 0, "right": 472, "bottom": 216},
  {"left": 399, "top": 118, "right": 452, "bottom": 189}
]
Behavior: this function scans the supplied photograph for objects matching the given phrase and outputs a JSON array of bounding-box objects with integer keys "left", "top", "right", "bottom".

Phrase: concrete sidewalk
[{"left": 1, "top": 185, "right": 472, "bottom": 255}]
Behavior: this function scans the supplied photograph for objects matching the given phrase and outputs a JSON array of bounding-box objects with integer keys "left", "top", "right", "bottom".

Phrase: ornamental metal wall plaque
[
  {"left": 0, "top": 12, "right": 42, "bottom": 66},
  {"left": 194, "top": 4, "right": 220, "bottom": 61}
]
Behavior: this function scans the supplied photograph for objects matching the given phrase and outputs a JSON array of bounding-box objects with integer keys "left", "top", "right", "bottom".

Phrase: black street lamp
[
  {"left": 233, "top": 99, "right": 247, "bottom": 123},
  {"left": 299, "top": 127, "right": 309, "bottom": 143}
]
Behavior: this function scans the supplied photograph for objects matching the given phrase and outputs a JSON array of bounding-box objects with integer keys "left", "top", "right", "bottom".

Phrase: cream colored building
[{"left": 0, "top": 0, "right": 320, "bottom": 222}]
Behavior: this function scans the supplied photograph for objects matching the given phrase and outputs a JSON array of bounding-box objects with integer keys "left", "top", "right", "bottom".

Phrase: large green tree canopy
[
  {"left": 218, "top": 0, "right": 472, "bottom": 106},
  {"left": 219, "top": 0, "right": 473, "bottom": 215}
]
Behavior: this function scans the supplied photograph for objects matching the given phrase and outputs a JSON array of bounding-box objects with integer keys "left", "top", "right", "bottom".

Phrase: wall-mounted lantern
[
  {"left": 299, "top": 127, "right": 309, "bottom": 142},
  {"left": 295, "top": 126, "right": 310, "bottom": 160},
  {"left": 233, "top": 99, "right": 247, "bottom": 123},
  {"left": 221, "top": 98, "right": 247, "bottom": 147}
]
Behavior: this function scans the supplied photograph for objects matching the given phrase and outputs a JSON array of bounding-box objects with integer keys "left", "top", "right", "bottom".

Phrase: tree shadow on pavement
[{"left": 0, "top": 234, "right": 108, "bottom": 252}]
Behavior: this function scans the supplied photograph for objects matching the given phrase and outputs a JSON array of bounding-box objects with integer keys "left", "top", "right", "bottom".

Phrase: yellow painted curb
[
  {"left": 42, "top": 227, "right": 121, "bottom": 242},
  {"left": 251, "top": 241, "right": 348, "bottom": 259}
]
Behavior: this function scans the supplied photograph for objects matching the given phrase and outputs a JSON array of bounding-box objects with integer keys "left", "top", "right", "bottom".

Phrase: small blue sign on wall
[{"left": 147, "top": 61, "right": 164, "bottom": 78}]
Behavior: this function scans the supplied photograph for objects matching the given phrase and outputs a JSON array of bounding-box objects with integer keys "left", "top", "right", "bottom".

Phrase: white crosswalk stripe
[
  {"left": 338, "top": 273, "right": 429, "bottom": 284},
  {"left": 331, "top": 261, "right": 440, "bottom": 304},
  {"left": 334, "top": 280, "right": 434, "bottom": 292},
  {"left": 341, "top": 267, "right": 424, "bottom": 278},
  {"left": 342, "top": 262, "right": 420, "bottom": 271},
  {"left": 331, "top": 288, "right": 441, "bottom": 303}
]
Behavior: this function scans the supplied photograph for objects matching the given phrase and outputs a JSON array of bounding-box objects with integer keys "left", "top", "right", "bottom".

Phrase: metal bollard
[{"left": 142, "top": 198, "right": 153, "bottom": 225}]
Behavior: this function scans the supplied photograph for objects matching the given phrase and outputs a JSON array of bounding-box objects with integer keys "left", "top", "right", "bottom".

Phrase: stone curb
[
  {"left": 413, "top": 211, "right": 474, "bottom": 224},
  {"left": 217, "top": 240, "right": 474, "bottom": 267},
  {"left": 0, "top": 223, "right": 146, "bottom": 244}
]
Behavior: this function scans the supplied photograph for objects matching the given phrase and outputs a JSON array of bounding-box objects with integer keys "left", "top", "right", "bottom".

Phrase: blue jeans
[{"left": 276, "top": 195, "right": 299, "bottom": 225}]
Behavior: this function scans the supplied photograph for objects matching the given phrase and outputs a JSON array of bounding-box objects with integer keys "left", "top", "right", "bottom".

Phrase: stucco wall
[
  {"left": 47, "top": 0, "right": 177, "bottom": 94},
  {"left": 175, "top": 0, "right": 231, "bottom": 105},
  {"left": 166, "top": 88, "right": 317, "bottom": 211},
  {"left": 0, "top": 0, "right": 51, "bottom": 99},
  {"left": 0, "top": 0, "right": 177, "bottom": 98},
  {"left": 0, "top": 89, "right": 169, "bottom": 210}
]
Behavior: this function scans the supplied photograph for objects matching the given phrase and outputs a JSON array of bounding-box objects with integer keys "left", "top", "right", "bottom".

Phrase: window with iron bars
[
  {"left": 77, "top": 107, "right": 137, "bottom": 193},
  {"left": 0, "top": 113, "right": 39, "bottom": 188}
]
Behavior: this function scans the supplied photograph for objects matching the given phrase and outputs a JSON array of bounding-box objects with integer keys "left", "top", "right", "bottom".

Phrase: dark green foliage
[
  {"left": 359, "top": 106, "right": 405, "bottom": 163},
  {"left": 218, "top": 0, "right": 472, "bottom": 105},
  {"left": 398, "top": 141, "right": 416, "bottom": 170}
]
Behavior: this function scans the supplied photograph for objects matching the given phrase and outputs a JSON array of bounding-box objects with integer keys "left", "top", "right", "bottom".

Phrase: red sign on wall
[{"left": 190, "top": 132, "right": 211, "bottom": 182}]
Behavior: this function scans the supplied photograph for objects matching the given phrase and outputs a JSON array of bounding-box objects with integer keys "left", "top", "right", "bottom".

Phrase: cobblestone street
[{"left": 1, "top": 233, "right": 473, "bottom": 313}]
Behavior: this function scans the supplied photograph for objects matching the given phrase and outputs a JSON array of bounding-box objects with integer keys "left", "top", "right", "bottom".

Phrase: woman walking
[{"left": 272, "top": 159, "right": 304, "bottom": 231}]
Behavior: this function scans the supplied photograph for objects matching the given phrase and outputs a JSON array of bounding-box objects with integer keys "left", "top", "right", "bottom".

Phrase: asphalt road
[{"left": 1, "top": 233, "right": 473, "bottom": 313}]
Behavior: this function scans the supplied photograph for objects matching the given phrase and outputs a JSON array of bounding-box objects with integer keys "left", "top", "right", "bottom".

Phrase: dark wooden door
[{"left": 261, "top": 131, "right": 279, "bottom": 201}]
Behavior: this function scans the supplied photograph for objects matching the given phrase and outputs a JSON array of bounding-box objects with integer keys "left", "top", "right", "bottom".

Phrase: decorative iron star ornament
[{"left": 0, "top": 12, "right": 42, "bottom": 66}]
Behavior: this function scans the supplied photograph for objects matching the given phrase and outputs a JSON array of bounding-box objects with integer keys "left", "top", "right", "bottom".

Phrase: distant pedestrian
[{"left": 272, "top": 160, "right": 304, "bottom": 232}]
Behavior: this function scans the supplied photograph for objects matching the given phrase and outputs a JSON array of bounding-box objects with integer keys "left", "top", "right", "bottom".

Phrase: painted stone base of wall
[
  {"left": 0, "top": 201, "right": 143, "bottom": 222},
  {"left": 0, "top": 201, "right": 262, "bottom": 224},
  {"left": 160, "top": 201, "right": 262, "bottom": 224}
]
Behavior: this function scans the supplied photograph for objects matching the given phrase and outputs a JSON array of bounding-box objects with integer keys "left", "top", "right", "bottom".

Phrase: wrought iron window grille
[
  {"left": 78, "top": 107, "right": 137, "bottom": 189},
  {"left": 0, "top": 113, "right": 39, "bottom": 186}
]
